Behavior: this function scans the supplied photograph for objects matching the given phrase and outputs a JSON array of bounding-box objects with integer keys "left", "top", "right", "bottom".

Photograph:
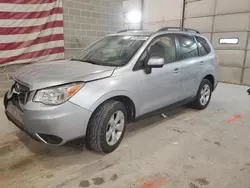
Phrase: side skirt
[{"left": 134, "top": 96, "right": 195, "bottom": 122}]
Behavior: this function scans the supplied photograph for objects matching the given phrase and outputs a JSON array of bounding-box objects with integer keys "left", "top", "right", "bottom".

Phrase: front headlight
[{"left": 33, "top": 82, "right": 84, "bottom": 105}]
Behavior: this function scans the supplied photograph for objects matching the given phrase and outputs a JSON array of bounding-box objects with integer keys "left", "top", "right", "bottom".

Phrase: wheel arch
[
  {"left": 89, "top": 91, "right": 137, "bottom": 123},
  {"left": 203, "top": 74, "right": 215, "bottom": 91}
]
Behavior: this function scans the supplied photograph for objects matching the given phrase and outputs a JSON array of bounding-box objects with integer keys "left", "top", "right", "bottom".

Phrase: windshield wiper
[
  {"left": 71, "top": 58, "right": 85, "bottom": 62},
  {"left": 82, "top": 59, "right": 101, "bottom": 65},
  {"left": 71, "top": 58, "right": 118, "bottom": 67},
  {"left": 71, "top": 58, "right": 100, "bottom": 65}
]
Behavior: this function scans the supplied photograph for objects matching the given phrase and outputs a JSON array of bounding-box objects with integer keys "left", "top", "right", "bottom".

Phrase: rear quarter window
[
  {"left": 196, "top": 36, "right": 211, "bottom": 56},
  {"left": 178, "top": 35, "right": 199, "bottom": 60}
]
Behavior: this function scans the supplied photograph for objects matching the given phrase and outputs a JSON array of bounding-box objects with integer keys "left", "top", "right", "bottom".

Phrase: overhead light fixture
[
  {"left": 127, "top": 11, "right": 141, "bottom": 23},
  {"left": 219, "top": 38, "right": 239, "bottom": 44}
]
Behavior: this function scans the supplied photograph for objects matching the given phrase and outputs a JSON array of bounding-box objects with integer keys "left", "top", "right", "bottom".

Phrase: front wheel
[
  {"left": 86, "top": 100, "right": 127, "bottom": 154},
  {"left": 189, "top": 79, "right": 212, "bottom": 110}
]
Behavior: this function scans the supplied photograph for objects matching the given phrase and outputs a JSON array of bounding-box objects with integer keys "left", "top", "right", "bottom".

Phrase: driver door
[{"left": 135, "top": 34, "right": 182, "bottom": 116}]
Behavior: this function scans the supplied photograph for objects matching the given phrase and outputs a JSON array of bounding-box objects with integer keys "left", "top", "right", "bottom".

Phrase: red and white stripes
[{"left": 0, "top": 0, "right": 64, "bottom": 66}]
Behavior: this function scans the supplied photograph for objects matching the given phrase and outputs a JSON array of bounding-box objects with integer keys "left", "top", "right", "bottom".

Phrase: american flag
[{"left": 0, "top": 0, "right": 64, "bottom": 66}]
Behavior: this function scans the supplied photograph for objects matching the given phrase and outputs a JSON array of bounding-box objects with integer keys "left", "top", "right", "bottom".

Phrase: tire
[
  {"left": 86, "top": 100, "right": 127, "bottom": 154},
  {"left": 189, "top": 79, "right": 212, "bottom": 110}
]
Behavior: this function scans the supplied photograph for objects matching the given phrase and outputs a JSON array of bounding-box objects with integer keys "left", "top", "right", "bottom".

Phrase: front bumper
[{"left": 4, "top": 93, "right": 92, "bottom": 145}]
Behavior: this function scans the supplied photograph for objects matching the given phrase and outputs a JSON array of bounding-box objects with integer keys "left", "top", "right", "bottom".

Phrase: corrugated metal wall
[
  {"left": 184, "top": 0, "right": 250, "bottom": 85},
  {"left": 123, "top": 0, "right": 183, "bottom": 30},
  {"left": 142, "top": 0, "right": 183, "bottom": 30}
]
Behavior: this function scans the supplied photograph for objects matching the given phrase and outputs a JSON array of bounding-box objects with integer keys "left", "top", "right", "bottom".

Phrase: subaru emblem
[{"left": 14, "top": 83, "right": 21, "bottom": 94}]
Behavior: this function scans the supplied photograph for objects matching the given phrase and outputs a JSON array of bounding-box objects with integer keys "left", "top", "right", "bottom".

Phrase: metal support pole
[
  {"left": 181, "top": 0, "right": 185, "bottom": 27},
  {"left": 140, "top": 0, "right": 144, "bottom": 29}
]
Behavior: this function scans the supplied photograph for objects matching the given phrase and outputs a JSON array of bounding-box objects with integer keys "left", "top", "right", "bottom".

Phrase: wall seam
[
  {"left": 205, "top": 30, "right": 249, "bottom": 34},
  {"left": 140, "top": 0, "right": 144, "bottom": 29},
  {"left": 210, "top": 0, "right": 218, "bottom": 42},
  {"left": 240, "top": 13, "right": 250, "bottom": 84},
  {"left": 185, "top": 11, "right": 250, "bottom": 20},
  {"left": 219, "top": 65, "right": 248, "bottom": 69},
  {"left": 215, "top": 49, "right": 248, "bottom": 51},
  {"left": 181, "top": 0, "right": 186, "bottom": 27},
  {"left": 220, "top": 81, "right": 249, "bottom": 86},
  {"left": 61, "top": 0, "right": 66, "bottom": 58}
]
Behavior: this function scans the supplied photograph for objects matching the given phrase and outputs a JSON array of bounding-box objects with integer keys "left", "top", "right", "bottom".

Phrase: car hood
[{"left": 14, "top": 60, "right": 115, "bottom": 90}]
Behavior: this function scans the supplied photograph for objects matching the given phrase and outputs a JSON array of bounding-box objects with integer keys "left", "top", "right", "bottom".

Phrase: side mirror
[{"left": 147, "top": 57, "right": 164, "bottom": 68}]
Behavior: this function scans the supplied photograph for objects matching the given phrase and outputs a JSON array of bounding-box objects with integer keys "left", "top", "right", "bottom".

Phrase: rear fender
[{"left": 196, "top": 71, "right": 216, "bottom": 93}]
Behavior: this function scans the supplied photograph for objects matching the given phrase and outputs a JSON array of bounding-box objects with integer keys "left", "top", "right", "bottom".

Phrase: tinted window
[
  {"left": 149, "top": 35, "right": 176, "bottom": 64},
  {"left": 196, "top": 36, "right": 211, "bottom": 56},
  {"left": 178, "top": 35, "right": 198, "bottom": 60}
]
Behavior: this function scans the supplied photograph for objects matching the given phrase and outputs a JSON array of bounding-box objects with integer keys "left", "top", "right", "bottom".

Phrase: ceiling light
[{"left": 127, "top": 11, "right": 141, "bottom": 23}]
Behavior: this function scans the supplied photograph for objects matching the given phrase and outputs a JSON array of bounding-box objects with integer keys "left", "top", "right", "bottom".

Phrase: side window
[
  {"left": 196, "top": 36, "right": 211, "bottom": 56},
  {"left": 149, "top": 35, "right": 176, "bottom": 64},
  {"left": 178, "top": 35, "right": 199, "bottom": 60}
]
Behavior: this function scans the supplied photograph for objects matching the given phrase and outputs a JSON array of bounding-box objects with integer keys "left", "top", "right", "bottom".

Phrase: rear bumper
[{"left": 4, "top": 94, "right": 92, "bottom": 145}]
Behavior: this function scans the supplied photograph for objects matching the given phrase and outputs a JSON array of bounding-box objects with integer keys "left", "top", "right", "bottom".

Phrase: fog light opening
[{"left": 36, "top": 133, "right": 63, "bottom": 145}]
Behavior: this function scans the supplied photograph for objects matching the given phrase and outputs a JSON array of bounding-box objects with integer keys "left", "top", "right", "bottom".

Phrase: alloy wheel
[
  {"left": 106, "top": 110, "right": 125, "bottom": 146},
  {"left": 200, "top": 84, "right": 211, "bottom": 106}
]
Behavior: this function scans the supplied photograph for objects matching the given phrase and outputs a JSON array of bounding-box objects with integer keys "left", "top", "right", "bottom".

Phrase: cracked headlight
[{"left": 33, "top": 82, "right": 84, "bottom": 105}]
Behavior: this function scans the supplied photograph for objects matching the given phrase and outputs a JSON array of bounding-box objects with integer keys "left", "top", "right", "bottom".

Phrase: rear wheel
[
  {"left": 86, "top": 100, "right": 127, "bottom": 154},
  {"left": 189, "top": 79, "right": 212, "bottom": 110}
]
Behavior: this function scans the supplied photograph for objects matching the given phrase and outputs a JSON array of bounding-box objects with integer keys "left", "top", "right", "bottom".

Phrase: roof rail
[
  {"left": 157, "top": 27, "right": 200, "bottom": 34},
  {"left": 117, "top": 29, "right": 143, "bottom": 33}
]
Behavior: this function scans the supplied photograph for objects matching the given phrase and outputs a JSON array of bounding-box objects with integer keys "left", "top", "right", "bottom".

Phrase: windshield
[{"left": 72, "top": 36, "right": 147, "bottom": 67}]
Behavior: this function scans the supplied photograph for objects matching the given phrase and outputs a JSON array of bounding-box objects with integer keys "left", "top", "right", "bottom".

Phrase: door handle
[
  {"left": 173, "top": 68, "right": 179, "bottom": 74},
  {"left": 200, "top": 61, "right": 204, "bottom": 67}
]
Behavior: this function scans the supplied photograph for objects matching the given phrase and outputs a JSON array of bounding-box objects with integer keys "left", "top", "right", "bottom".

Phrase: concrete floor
[{"left": 0, "top": 83, "right": 250, "bottom": 188}]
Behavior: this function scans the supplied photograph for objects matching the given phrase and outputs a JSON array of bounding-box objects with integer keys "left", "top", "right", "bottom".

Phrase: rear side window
[
  {"left": 178, "top": 35, "right": 199, "bottom": 60},
  {"left": 196, "top": 36, "right": 211, "bottom": 56}
]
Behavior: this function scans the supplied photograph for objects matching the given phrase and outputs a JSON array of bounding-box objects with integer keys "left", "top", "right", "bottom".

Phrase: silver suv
[{"left": 4, "top": 27, "right": 218, "bottom": 153}]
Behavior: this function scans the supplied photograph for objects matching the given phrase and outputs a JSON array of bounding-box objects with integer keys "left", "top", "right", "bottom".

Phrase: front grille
[
  {"left": 12, "top": 95, "right": 20, "bottom": 108},
  {"left": 19, "top": 92, "right": 28, "bottom": 104},
  {"left": 10, "top": 82, "right": 30, "bottom": 109}
]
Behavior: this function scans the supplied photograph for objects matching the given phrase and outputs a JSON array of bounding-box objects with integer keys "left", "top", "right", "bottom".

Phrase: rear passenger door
[{"left": 176, "top": 34, "right": 201, "bottom": 98}]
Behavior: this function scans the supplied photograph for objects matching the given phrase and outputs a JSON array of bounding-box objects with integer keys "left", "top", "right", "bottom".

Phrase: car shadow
[
  {"left": 8, "top": 106, "right": 193, "bottom": 171},
  {"left": 126, "top": 106, "right": 192, "bottom": 138},
  {"left": 12, "top": 131, "right": 102, "bottom": 170},
  {"left": 16, "top": 106, "right": 192, "bottom": 153}
]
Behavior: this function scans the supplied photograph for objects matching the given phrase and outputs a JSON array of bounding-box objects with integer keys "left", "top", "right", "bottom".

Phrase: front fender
[
  {"left": 70, "top": 72, "right": 139, "bottom": 115},
  {"left": 69, "top": 82, "right": 138, "bottom": 113},
  {"left": 89, "top": 90, "right": 137, "bottom": 112}
]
